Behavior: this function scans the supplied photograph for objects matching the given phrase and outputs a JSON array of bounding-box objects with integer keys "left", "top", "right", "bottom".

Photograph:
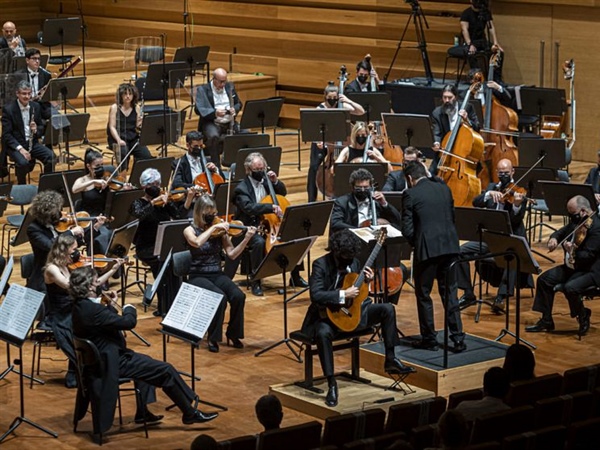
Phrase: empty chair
[
  {"left": 562, "top": 364, "right": 600, "bottom": 394},
  {"left": 470, "top": 406, "right": 534, "bottom": 445},
  {"left": 1, "top": 184, "right": 38, "bottom": 257},
  {"left": 505, "top": 373, "right": 564, "bottom": 407},
  {"left": 342, "top": 431, "right": 407, "bottom": 450},
  {"left": 258, "top": 421, "right": 322, "bottom": 450},
  {"left": 410, "top": 423, "right": 437, "bottom": 449},
  {"left": 502, "top": 425, "right": 567, "bottom": 450},
  {"left": 465, "top": 443, "right": 501, "bottom": 450},
  {"left": 448, "top": 388, "right": 484, "bottom": 409},
  {"left": 566, "top": 417, "right": 600, "bottom": 450},
  {"left": 217, "top": 434, "right": 257, "bottom": 450},
  {"left": 322, "top": 408, "right": 386, "bottom": 447},
  {"left": 385, "top": 396, "right": 447, "bottom": 434}
]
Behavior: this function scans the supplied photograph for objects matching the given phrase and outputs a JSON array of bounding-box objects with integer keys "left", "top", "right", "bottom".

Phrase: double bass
[{"left": 437, "top": 82, "right": 484, "bottom": 207}]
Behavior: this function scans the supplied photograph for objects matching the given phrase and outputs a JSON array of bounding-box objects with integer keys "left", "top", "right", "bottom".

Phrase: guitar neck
[{"left": 354, "top": 241, "right": 383, "bottom": 287}]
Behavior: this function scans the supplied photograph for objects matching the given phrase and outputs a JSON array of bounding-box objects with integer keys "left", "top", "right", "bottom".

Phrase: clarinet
[{"left": 28, "top": 107, "right": 35, "bottom": 151}]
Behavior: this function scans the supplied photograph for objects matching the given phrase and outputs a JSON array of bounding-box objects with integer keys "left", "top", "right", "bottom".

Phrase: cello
[
  {"left": 437, "top": 82, "right": 484, "bottom": 207},
  {"left": 194, "top": 146, "right": 225, "bottom": 194},
  {"left": 480, "top": 52, "right": 519, "bottom": 185},
  {"left": 260, "top": 170, "right": 290, "bottom": 252}
]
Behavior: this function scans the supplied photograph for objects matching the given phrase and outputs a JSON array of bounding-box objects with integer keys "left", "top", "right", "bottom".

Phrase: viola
[{"left": 260, "top": 171, "right": 290, "bottom": 252}]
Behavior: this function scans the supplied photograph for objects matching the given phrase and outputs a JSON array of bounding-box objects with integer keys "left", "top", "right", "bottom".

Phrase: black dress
[
  {"left": 46, "top": 281, "right": 77, "bottom": 370},
  {"left": 106, "top": 106, "right": 152, "bottom": 168}
]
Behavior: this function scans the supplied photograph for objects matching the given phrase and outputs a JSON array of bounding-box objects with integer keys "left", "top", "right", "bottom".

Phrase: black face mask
[
  {"left": 203, "top": 214, "right": 216, "bottom": 225},
  {"left": 570, "top": 213, "right": 584, "bottom": 225},
  {"left": 326, "top": 98, "right": 338, "bottom": 107},
  {"left": 336, "top": 256, "right": 354, "bottom": 270},
  {"left": 355, "top": 135, "right": 367, "bottom": 146},
  {"left": 251, "top": 171, "right": 264, "bottom": 182},
  {"left": 70, "top": 249, "right": 81, "bottom": 263},
  {"left": 93, "top": 166, "right": 104, "bottom": 179},
  {"left": 190, "top": 146, "right": 203, "bottom": 157},
  {"left": 357, "top": 75, "right": 368, "bottom": 84},
  {"left": 498, "top": 173, "right": 511, "bottom": 187},
  {"left": 145, "top": 185, "right": 161, "bottom": 199},
  {"left": 354, "top": 188, "right": 370, "bottom": 202}
]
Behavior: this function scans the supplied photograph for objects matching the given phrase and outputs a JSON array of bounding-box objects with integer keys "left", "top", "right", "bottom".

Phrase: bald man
[
  {"left": 0, "top": 21, "right": 26, "bottom": 57},
  {"left": 194, "top": 68, "right": 243, "bottom": 168}
]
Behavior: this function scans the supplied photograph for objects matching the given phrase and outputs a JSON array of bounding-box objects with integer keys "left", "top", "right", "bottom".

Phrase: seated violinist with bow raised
[{"left": 226, "top": 152, "right": 306, "bottom": 296}]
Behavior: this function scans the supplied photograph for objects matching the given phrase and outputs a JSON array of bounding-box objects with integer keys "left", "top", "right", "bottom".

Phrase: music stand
[
  {"left": 213, "top": 181, "right": 240, "bottom": 215},
  {"left": 130, "top": 157, "right": 175, "bottom": 189},
  {"left": 384, "top": 83, "right": 442, "bottom": 115},
  {"left": 41, "top": 77, "right": 85, "bottom": 112},
  {"left": 38, "top": 170, "right": 85, "bottom": 206},
  {"left": 239, "top": 97, "right": 284, "bottom": 134},
  {"left": 333, "top": 163, "right": 387, "bottom": 197},
  {"left": 253, "top": 237, "right": 316, "bottom": 361},
  {"left": 9, "top": 210, "right": 34, "bottom": 249},
  {"left": 139, "top": 111, "right": 181, "bottom": 150},
  {"left": 41, "top": 17, "right": 81, "bottom": 69},
  {"left": 0, "top": 184, "right": 11, "bottom": 217},
  {"left": 484, "top": 230, "right": 541, "bottom": 348},
  {"left": 455, "top": 207, "right": 512, "bottom": 322},
  {"left": 103, "top": 189, "right": 141, "bottom": 230},
  {"left": 382, "top": 113, "right": 434, "bottom": 155},
  {"left": 300, "top": 108, "right": 351, "bottom": 200},
  {"left": 540, "top": 181, "right": 598, "bottom": 216},
  {"left": 346, "top": 92, "right": 391, "bottom": 124},
  {"left": 233, "top": 146, "right": 282, "bottom": 182},
  {"left": 519, "top": 87, "right": 566, "bottom": 129},
  {"left": 173, "top": 46, "right": 210, "bottom": 113},
  {"left": 519, "top": 138, "right": 566, "bottom": 170},
  {"left": 44, "top": 113, "right": 90, "bottom": 166},
  {"left": 222, "top": 133, "right": 270, "bottom": 168},
  {"left": 0, "top": 48, "right": 13, "bottom": 75}
]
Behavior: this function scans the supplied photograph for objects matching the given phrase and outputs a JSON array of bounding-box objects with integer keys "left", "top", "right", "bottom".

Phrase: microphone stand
[{"left": 183, "top": 0, "right": 190, "bottom": 47}]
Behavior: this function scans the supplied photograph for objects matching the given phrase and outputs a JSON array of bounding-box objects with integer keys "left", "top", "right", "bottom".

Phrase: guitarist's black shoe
[
  {"left": 325, "top": 384, "right": 338, "bottom": 407},
  {"left": 384, "top": 358, "right": 416, "bottom": 375}
]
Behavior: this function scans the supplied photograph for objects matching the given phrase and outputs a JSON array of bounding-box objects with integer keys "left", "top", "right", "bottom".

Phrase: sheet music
[
  {"left": 350, "top": 224, "right": 402, "bottom": 243},
  {"left": 161, "top": 282, "right": 223, "bottom": 340},
  {"left": 0, "top": 284, "right": 45, "bottom": 344}
]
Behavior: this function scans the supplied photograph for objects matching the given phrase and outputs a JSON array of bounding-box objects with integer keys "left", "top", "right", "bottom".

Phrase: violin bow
[{"left": 103, "top": 142, "right": 140, "bottom": 190}]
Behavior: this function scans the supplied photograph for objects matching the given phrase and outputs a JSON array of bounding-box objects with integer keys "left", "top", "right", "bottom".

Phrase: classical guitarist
[{"left": 299, "top": 229, "right": 414, "bottom": 408}]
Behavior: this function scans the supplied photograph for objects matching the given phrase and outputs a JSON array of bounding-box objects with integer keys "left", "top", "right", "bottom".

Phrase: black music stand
[
  {"left": 333, "top": 163, "right": 387, "bottom": 197},
  {"left": 455, "top": 207, "right": 512, "bottom": 322},
  {"left": 41, "top": 17, "right": 81, "bottom": 70},
  {"left": 240, "top": 97, "right": 285, "bottom": 134},
  {"left": 233, "top": 146, "right": 282, "bottom": 182},
  {"left": 0, "top": 48, "right": 13, "bottom": 75},
  {"left": 213, "top": 181, "right": 240, "bottom": 215},
  {"left": 484, "top": 230, "right": 541, "bottom": 349},
  {"left": 38, "top": 170, "right": 83, "bottom": 205},
  {"left": 143, "top": 250, "right": 172, "bottom": 310},
  {"left": 41, "top": 77, "right": 85, "bottom": 113},
  {"left": 173, "top": 46, "right": 210, "bottom": 114},
  {"left": 383, "top": 113, "right": 434, "bottom": 157},
  {"left": 253, "top": 237, "right": 316, "bottom": 361},
  {"left": 9, "top": 210, "right": 34, "bottom": 249},
  {"left": 222, "top": 133, "right": 270, "bottom": 168},
  {"left": 346, "top": 92, "right": 391, "bottom": 124},
  {"left": 139, "top": 111, "right": 181, "bottom": 151},
  {"left": 104, "top": 189, "right": 142, "bottom": 230},
  {"left": 540, "top": 181, "right": 598, "bottom": 217},
  {"left": 45, "top": 113, "right": 90, "bottom": 166},
  {"left": 519, "top": 87, "right": 566, "bottom": 130},
  {"left": 130, "top": 157, "right": 175, "bottom": 188},
  {"left": 0, "top": 184, "right": 10, "bottom": 217},
  {"left": 384, "top": 84, "right": 442, "bottom": 115},
  {"left": 300, "top": 108, "right": 351, "bottom": 200},
  {"left": 519, "top": 138, "right": 566, "bottom": 170}
]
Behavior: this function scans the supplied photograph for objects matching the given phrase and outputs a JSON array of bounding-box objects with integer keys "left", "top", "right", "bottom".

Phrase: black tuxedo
[
  {"left": 172, "top": 155, "right": 195, "bottom": 189},
  {"left": 72, "top": 299, "right": 197, "bottom": 435},
  {"left": 15, "top": 67, "right": 52, "bottom": 119},
  {"left": 330, "top": 193, "right": 401, "bottom": 234},
  {"left": 344, "top": 79, "right": 378, "bottom": 94},
  {"left": 0, "top": 36, "right": 26, "bottom": 55},
  {"left": 585, "top": 166, "right": 600, "bottom": 194},
  {"left": 402, "top": 177, "right": 464, "bottom": 344},
  {"left": 300, "top": 253, "right": 399, "bottom": 377},
  {"left": 1, "top": 99, "right": 54, "bottom": 183},
  {"left": 383, "top": 170, "right": 407, "bottom": 192}
]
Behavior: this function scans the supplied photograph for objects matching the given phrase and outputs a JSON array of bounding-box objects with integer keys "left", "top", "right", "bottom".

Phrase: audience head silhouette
[
  {"left": 484, "top": 366, "right": 510, "bottom": 398},
  {"left": 255, "top": 394, "right": 283, "bottom": 431},
  {"left": 190, "top": 433, "right": 218, "bottom": 450},
  {"left": 503, "top": 344, "right": 535, "bottom": 382},
  {"left": 437, "top": 409, "right": 469, "bottom": 449}
]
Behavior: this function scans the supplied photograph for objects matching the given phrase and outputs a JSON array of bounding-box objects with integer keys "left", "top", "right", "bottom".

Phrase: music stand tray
[
  {"left": 346, "top": 92, "right": 391, "bottom": 124},
  {"left": 173, "top": 46, "right": 210, "bottom": 71},
  {"left": 455, "top": 207, "right": 512, "bottom": 242},
  {"left": 240, "top": 97, "right": 284, "bottom": 133},
  {"left": 130, "top": 157, "right": 174, "bottom": 188},
  {"left": 384, "top": 83, "right": 443, "bottom": 115},
  {"left": 299, "top": 108, "right": 351, "bottom": 143},
  {"left": 519, "top": 87, "right": 566, "bottom": 117},
  {"left": 334, "top": 163, "right": 387, "bottom": 197},
  {"left": 154, "top": 219, "right": 191, "bottom": 261},
  {"left": 278, "top": 201, "right": 334, "bottom": 242},
  {"left": 539, "top": 181, "right": 598, "bottom": 217},
  {"left": 222, "top": 133, "right": 270, "bottom": 168},
  {"left": 519, "top": 138, "right": 566, "bottom": 169},
  {"left": 40, "top": 77, "right": 86, "bottom": 104},
  {"left": 145, "top": 61, "right": 188, "bottom": 91},
  {"left": 233, "top": 146, "right": 282, "bottom": 182},
  {"left": 107, "top": 220, "right": 139, "bottom": 259},
  {"left": 139, "top": 112, "right": 182, "bottom": 147},
  {"left": 44, "top": 113, "right": 90, "bottom": 146},
  {"left": 382, "top": 113, "right": 434, "bottom": 149}
]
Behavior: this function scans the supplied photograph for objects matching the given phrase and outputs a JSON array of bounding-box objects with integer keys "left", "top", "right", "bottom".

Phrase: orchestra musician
[
  {"left": 430, "top": 84, "right": 480, "bottom": 175},
  {"left": 344, "top": 59, "right": 382, "bottom": 93},
  {"left": 334, "top": 122, "right": 392, "bottom": 173},
  {"left": 43, "top": 233, "right": 124, "bottom": 388},
  {"left": 300, "top": 229, "right": 414, "bottom": 407},
  {"left": 172, "top": 131, "right": 221, "bottom": 189},
  {"left": 70, "top": 265, "right": 218, "bottom": 439},
  {"left": 525, "top": 195, "right": 599, "bottom": 336},
  {"left": 456, "top": 158, "right": 528, "bottom": 313},
  {"left": 227, "top": 152, "right": 306, "bottom": 296},
  {"left": 15, "top": 48, "right": 52, "bottom": 119},
  {"left": 382, "top": 147, "right": 426, "bottom": 192},
  {"left": 195, "top": 68, "right": 242, "bottom": 169},
  {"left": 0, "top": 21, "right": 26, "bottom": 57},
  {"left": 1, "top": 80, "right": 55, "bottom": 184},
  {"left": 307, "top": 82, "right": 365, "bottom": 203},
  {"left": 401, "top": 161, "right": 466, "bottom": 352},
  {"left": 468, "top": 67, "right": 512, "bottom": 108},
  {"left": 107, "top": 83, "right": 152, "bottom": 170},
  {"left": 584, "top": 150, "right": 600, "bottom": 204},
  {"left": 183, "top": 195, "right": 256, "bottom": 353}
]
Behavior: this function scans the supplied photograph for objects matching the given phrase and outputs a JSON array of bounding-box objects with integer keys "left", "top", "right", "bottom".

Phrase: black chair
[
  {"left": 470, "top": 406, "right": 534, "bottom": 445},
  {"left": 562, "top": 364, "right": 600, "bottom": 394},
  {"left": 447, "top": 387, "right": 484, "bottom": 409},
  {"left": 72, "top": 337, "right": 149, "bottom": 444},
  {"left": 566, "top": 417, "right": 600, "bottom": 450},
  {"left": 505, "top": 373, "right": 564, "bottom": 407},
  {"left": 172, "top": 250, "right": 192, "bottom": 279},
  {"left": 502, "top": 425, "right": 567, "bottom": 450},
  {"left": 216, "top": 434, "right": 257, "bottom": 450},
  {"left": 1, "top": 184, "right": 38, "bottom": 257},
  {"left": 322, "top": 408, "right": 386, "bottom": 447},
  {"left": 342, "top": 431, "right": 407, "bottom": 450},
  {"left": 135, "top": 46, "right": 164, "bottom": 79},
  {"left": 385, "top": 396, "right": 447, "bottom": 434},
  {"left": 442, "top": 42, "right": 488, "bottom": 84},
  {"left": 257, "top": 420, "right": 322, "bottom": 450}
]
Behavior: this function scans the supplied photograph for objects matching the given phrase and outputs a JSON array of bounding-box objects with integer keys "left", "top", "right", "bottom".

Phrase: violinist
[
  {"left": 334, "top": 122, "right": 392, "bottom": 173},
  {"left": 183, "top": 195, "right": 256, "bottom": 353},
  {"left": 43, "top": 233, "right": 124, "bottom": 388},
  {"left": 526, "top": 195, "right": 600, "bottom": 336},
  {"left": 129, "top": 168, "right": 187, "bottom": 315},
  {"left": 344, "top": 59, "right": 382, "bottom": 93},
  {"left": 107, "top": 83, "right": 153, "bottom": 170},
  {"left": 228, "top": 152, "right": 306, "bottom": 296},
  {"left": 456, "top": 159, "right": 528, "bottom": 313},
  {"left": 431, "top": 84, "right": 480, "bottom": 175},
  {"left": 382, "top": 147, "right": 426, "bottom": 192},
  {"left": 307, "top": 82, "right": 365, "bottom": 203},
  {"left": 584, "top": 150, "right": 600, "bottom": 204}
]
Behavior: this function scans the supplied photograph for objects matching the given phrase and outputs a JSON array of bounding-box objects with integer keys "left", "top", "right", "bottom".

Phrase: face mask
[
  {"left": 354, "top": 188, "right": 369, "bottom": 202},
  {"left": 337, "top": 256, "right": 354, "bottom": 270},
  {"left": 498, "top": 173, "right": 511, "bottom": 186},
  {"left": 251, "top": 171, "right": 264, "bottom": 182},
  {"left": 145, "top": 185, "right": 161, "bottom": 199},
  {"left": 326, "top": 98, "right": 338, "bottom": 107},
  {"left": 70, "top": 249, "right": 81, "bottom": 263},
  {"left": 190, "top": 146, "right": 203, "bottom": 157},
  {"left": 203, "top": 214, "right": 216, "bottom": 225},
  {"left": 93, "top": 166, "right": 104, "bottom": 179},
  {"left": 357, "top": 75, "right": 368, "bottom": 84},
  {"left": 355, "top": 135, "right": 367, "bottom": 146},
  {"left": 570, "top": 213, "right": 583, "bottom": 225}
]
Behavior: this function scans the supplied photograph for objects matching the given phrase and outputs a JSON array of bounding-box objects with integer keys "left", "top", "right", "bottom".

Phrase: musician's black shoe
[
  {"left": 182, "top": 409, "right": 219, "bottom": 424},
  {"left": 152, "top": 310, "right": 165, "bottom": 317},
  {"left": 290, "top": 275, "right": 309, "bottom": 288},
  {"left": 450, "top": 341, "right": 467, "bottom": 354},
  {"left": 134, "top": 410, "right": 164, "bottom": 425},
  {"left": 384, "top": 358, "right": 415, "bottom": 375},
  {"left": 525, "top": 318, "right": 555, "bottom": 332},
  {"left": 65, "top": 370, "right": 77, "bottom": 389},
  {"left": 325, "top": 384, "right": 338, "bottom": 407},
  {"left": 491, "top": 295, "right": 506, "bottom": 314},
  {"left": 226, "top": 334, "right": 244, "bottom": 349},
  {"left": 411, "top": 339, "right": 439, "bottom": 351},
  {"left": 578, "top": 307, "right": 592, "bottom": 336},
  {"left": 251, "top": 282, "right": 264, "bottom": 297},
  {"left": 458, "top": 293, "right": 476, "bottom": 309},
  {"left": 208, "top": 341, "right": 220, "bottom": 353}
]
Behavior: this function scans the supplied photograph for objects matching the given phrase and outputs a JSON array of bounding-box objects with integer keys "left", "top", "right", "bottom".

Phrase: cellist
[
  {"left": 226, "top": 152, "right": 306, "bottom": 296},
  {"left": 430, "top": 85, "right": 480, "bottom": 175},
  {"left": 172, "top": 131, "right": 224, "bottom": 190}
]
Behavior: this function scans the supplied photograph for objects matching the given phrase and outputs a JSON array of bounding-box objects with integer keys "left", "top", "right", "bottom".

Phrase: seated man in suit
[
  {"left": 301, "top": 229, "right": 413, "bottom": 407},
  {"left": 195, "top": 68, "right": 242, "bottom": 169},
  {"left": 70, "top": 266, "right": 218, "bottom": 439},
  {"left": 172, "top": 130, "right": 223, "bottom": 190},
  {"left": 382, "top": 146, "right": 424, "bottom": 192},
  {"left": 0, "top": 21, "right": 26, "bottom": 57},
  {"left": 344, "top": 57, "right": 382, "bottom": 93},
  {"left": 15, "top": 48, "right": 52, "bottom": 119},
  {"left": 1, "top": 80, "right": 54, "bottom": 184}
]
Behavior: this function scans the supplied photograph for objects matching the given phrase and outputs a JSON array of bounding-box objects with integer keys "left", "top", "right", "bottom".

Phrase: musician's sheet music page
[
  {"left": 0, "top": 284, "right": 45, "bottom": 344},
  {"left": 161, "top": 282, "right": 222, "bottom": 340}
]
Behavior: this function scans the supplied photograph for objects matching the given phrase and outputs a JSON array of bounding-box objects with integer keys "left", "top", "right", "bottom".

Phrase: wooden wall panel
[{"left": 2, "top": 0, "right": 43, "bottom": 43}]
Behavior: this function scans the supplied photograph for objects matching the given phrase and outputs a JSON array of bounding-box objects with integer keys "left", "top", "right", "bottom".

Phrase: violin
[
  {"left": 68, "top": 254, "right": 132, "bottom": 272},
  {"left": 54, "top": 211, "right": 114, "bottom": 233},
  {"left": 154, "top": 187, "right": 205, "bottom": 207},
  {"left": 102, "top": 171, "right": 134, "bottom": 192},
  {"left": 100, "top": 290, "right": 121, "bottom": 310},
  {"left": 499, "top": 183, "right": 535, "bottom": 205},
  {"left": 206, "top": 217, "right": 251, "bottom": 238}
]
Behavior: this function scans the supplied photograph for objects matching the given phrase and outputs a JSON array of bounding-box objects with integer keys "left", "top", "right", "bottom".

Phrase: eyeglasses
[{"left": 29, "top": 57, "right": 41, "bottom": 61}]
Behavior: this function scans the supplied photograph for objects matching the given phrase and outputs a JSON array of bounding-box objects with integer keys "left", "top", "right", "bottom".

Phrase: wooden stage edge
[{"left": 270, "top": 369, "right": 434, "bottom": 420}]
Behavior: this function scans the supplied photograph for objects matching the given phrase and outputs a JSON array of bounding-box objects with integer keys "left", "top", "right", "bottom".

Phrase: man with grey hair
[
  {"left": 1, "top": 80, "right": 54, "bottom": 183},
  {"left": 526, "top": 195, "right": 600, "bottom": 335}
]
